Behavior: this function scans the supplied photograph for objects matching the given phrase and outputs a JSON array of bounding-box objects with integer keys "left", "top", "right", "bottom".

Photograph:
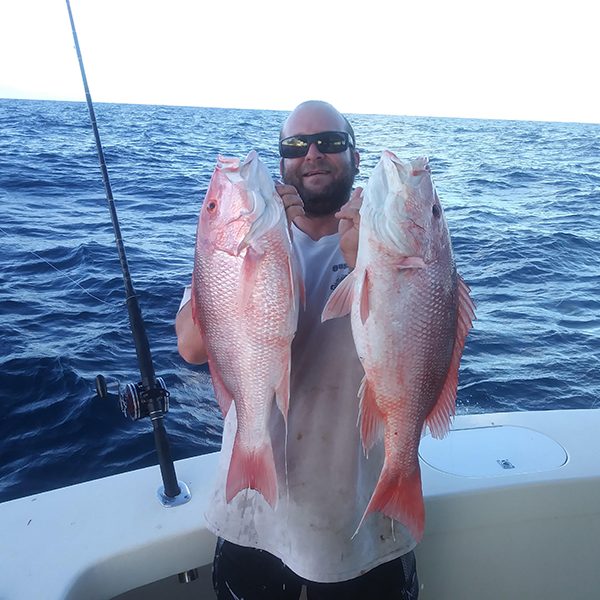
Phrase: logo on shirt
[{"left": 330, "top": 262, "right": 349, "bottom": 291}]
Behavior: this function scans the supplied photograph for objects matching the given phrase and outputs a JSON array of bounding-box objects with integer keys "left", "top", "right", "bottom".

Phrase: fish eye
[
  {"left": 432, "top": 204, "right": 441, "bottom": 218},
  {"left": 206, "top": 199, "right": 217, "bottom": 213}
]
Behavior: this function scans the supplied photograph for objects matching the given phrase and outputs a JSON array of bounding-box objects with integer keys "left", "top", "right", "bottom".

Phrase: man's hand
[
  {"left": 175, "top": 300, "right": 209, "bottom": 365},
  {"left": 275, "top": 183, "right": 305, "bottom": 229},
  {"left": 336, "top": 187, "right": 363, "bottom": 269}
]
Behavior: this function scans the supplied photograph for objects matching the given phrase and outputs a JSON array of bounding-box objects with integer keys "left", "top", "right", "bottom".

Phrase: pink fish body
[
  {"left": 192, "top": 151, "right": 300, "bottom": 507},
  {"left": 323, "top": 150, "right": 475, "bottom": 541}
]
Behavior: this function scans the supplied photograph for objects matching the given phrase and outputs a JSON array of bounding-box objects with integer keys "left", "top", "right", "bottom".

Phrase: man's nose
[{"left": 305, "top": 141, "right": 325, "bottom": 158}]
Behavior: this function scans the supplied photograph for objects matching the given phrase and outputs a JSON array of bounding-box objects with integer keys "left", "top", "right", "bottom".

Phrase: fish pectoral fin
[
  {"left": 321, "top": 270, "right": 356, "bottom": 322},
  {"left": 358, "top": 376, "right": 384, "bottom": 453},
  {"left": 425, "top": 275, "right": 476, "bottom": 439},
  {"left": 396, "top": 256, "right": 427, "bottom": 269},
  {"left": 239, "top": 245, "right": 263, "bottom": 307},
  {"left": 226, "top": 436, "right": 278, "bottom": 508},
  {"left": 207, "top": 360, "right": 234, "bottom": 416}
]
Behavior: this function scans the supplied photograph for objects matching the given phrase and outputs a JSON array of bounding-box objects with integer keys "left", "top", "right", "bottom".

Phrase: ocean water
[{"left": 0, "top": 98, "right": 598, "bottom": 504}]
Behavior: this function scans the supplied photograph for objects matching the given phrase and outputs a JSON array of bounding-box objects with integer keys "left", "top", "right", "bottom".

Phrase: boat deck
[{"left": 2, "top": 408, "right": 599, "bottom": 599}]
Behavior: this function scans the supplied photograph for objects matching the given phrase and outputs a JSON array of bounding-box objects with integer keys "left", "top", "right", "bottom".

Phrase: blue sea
[{"left": 1, "top": 98, "right": 598, "bottom": 504}]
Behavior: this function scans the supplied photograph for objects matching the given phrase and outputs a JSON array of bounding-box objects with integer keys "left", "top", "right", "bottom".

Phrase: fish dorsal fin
[{"left": 425, "top": 275, "right": 476, "bottom": 438}]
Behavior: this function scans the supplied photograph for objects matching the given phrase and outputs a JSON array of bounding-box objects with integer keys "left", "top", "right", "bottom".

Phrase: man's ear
[{"left": 352, "top": 150, "right": 360, "bottom": 173}]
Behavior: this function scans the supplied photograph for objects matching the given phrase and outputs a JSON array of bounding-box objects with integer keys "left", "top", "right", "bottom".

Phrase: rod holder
[{"left": 159, "top": 481, "right": 191, "bottom": 508}]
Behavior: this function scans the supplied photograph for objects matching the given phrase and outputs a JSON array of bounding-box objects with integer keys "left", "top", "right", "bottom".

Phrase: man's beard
[{"left": 282, "top": 162, "right": 356, "bottom": 216}]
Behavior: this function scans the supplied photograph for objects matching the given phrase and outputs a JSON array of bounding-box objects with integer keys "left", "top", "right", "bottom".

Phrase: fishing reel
[{"left": 95, "top": 374, "right": 170, "bottom": 421}]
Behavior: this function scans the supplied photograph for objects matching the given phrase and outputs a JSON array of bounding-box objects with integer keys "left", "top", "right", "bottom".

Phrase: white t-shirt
[{"left": 194, "top": 225, "right": 415, "bottom": 583}]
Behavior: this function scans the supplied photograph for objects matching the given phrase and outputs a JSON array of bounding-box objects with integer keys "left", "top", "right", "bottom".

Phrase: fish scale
[
  {"left": 192, "top": 151, "right": 300, "bottom": 508},
  {"left": 323, "top": 150, "right": 475, "bottom": 541}
]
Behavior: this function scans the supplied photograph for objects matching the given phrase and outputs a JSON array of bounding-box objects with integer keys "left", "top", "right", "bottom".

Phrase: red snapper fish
[
  {"left": 192, "top": 150, "right": 300, "bottom": 507},
  {"left": 323, "top": 150, "right": 475, "bottom": 541}
]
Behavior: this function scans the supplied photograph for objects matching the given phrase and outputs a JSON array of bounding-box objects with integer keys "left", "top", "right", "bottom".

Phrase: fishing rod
[{"left": 65, "top": 0, "right": 189, "bottom": 506}]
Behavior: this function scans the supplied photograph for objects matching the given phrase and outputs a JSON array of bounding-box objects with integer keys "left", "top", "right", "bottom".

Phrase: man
[{"left": 176, "top": 101, "right": 419, "bottom": 599}]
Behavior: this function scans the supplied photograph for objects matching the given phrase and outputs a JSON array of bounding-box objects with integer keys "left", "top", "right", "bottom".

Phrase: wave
[{"left": 1, "top": 98, "right": 599, "bottom": 502}]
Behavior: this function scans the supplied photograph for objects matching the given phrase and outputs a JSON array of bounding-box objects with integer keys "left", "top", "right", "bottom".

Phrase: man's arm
[{"left": 175, "top": 299, "right": 209, "bottom": 365}]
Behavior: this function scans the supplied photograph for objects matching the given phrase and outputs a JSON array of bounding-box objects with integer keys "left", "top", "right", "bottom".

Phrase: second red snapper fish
[
  {"left": 322, "top": 150, "right": 475, "bottom": 541},
  {"left": 192, "top": 150, "right": 300, "bottom": 508}
]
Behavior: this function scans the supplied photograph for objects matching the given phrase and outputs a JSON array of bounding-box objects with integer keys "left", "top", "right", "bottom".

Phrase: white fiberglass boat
[{"left": 2, "top": 407, "right": 599, "bottom": 599}]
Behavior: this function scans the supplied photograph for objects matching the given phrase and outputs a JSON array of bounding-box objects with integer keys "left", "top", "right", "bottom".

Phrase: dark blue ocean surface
[{"left": 1, "top": 99, "right": 598, "bottom": 503}]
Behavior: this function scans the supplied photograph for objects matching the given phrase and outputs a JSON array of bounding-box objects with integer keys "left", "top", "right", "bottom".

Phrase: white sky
[{"left": 1, "top": 0, "right": 598, "bottom": 124}]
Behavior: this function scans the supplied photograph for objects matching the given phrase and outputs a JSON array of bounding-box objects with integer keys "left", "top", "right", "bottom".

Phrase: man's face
[{"left": 280, "top": 107, "right": 358, "bottom": 216}]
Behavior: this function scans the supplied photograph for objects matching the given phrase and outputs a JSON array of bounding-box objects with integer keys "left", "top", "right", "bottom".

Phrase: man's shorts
[{"left": 212, "top": 538, "right": 419, "bottom": 599}]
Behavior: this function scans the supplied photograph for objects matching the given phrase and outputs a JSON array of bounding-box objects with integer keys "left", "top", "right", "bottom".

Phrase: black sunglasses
[{"left": 279, "top": 131, "right": 355, "bottom": 159}]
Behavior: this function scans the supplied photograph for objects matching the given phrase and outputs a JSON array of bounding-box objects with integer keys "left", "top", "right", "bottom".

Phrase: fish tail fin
[
  {"left": 226, "top": 437, "right": 278, "bottom": 508},
  {"left": 426, "top": 275, "right": 476, "bottom": 438},
  {"left": 355, "top": 466, "right": 424, "bottom": 542}
]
